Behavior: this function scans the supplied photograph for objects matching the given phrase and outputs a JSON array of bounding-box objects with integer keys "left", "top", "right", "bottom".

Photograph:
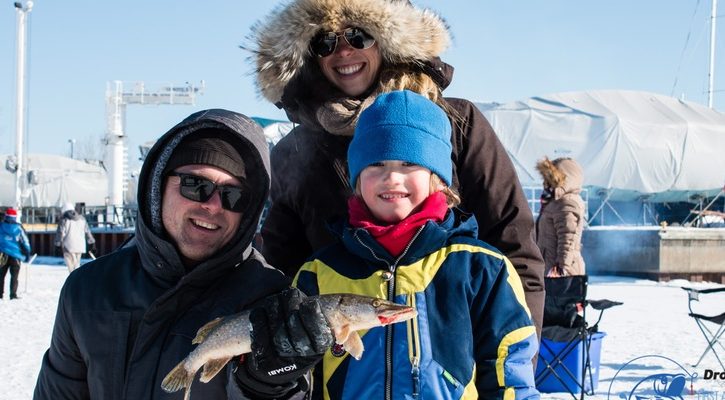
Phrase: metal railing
[
  {"left": 522, "top": 186, "right": 589, "bottom": 222},
  {"left": 18, "top": 205, "right": 137, "bottom": 231}
]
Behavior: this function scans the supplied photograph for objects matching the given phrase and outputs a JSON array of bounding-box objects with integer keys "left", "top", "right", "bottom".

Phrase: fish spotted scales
[{"left": 161, "top": 293, "right": 417, "bottom": 400}]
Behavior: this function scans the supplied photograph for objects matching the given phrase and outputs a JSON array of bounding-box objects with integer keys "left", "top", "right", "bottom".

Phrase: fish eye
[{"left": 372, "top": 299, "right": 381, "bottom": 308}]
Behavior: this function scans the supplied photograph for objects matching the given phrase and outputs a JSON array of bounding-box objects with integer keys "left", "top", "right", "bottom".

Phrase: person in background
[
  {"left": 535, "top": 157, "right": 586, "bottom": 277},
  {"left": 55, "top": 202, "right": 96, "bottom": 272},
  {"left": 248, "top": 0, "right": 546, "bottom": 339},
  {"left": 34, "top": 109, "right": 332, "bottom": 399},
  {"left": 294, "top": 91, "right": 538, "bottom": 399},
  {"left": 0, "top": 207, "right": 31, "bottom": 300}
]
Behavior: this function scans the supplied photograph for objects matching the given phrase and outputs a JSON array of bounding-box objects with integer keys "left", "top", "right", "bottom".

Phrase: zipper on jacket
[
  {"left": 352, "top": 230, "right": 395, "bottom": 399},
  {"left": 407, "top": 294, "right": 422, "bottom": 398},
  {"left": 411, "top": 357, "right": 421, "bottom": 398},
  {"left": 353, "top": 226, "right": 425, "bottom": 400}
]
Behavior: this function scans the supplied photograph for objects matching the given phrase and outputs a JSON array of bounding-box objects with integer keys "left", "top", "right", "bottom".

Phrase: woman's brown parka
[{"left": 536, "top": 157, "right": 586, "bottom": 276}]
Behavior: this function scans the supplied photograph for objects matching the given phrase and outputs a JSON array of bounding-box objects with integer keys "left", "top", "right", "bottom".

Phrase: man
[
  {"left": 54, "top": 202, "right": 96, "bottom": 272},
  {"left": 0, "top": 207, "right": 31, "bottom": 300},
  {"left": 34, "top": 109, "right": 332, "bottom": 399}
]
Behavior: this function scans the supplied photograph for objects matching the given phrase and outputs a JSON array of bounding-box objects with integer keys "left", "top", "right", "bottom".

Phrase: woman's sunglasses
[
  {"left": 169, "top": 172, "right": 250, "bottom": 213},
  {"left": 310, "top": 27, "right": 376, "bottom": 58}
]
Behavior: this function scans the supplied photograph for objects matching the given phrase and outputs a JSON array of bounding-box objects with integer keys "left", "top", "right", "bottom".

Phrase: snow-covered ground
[{"left": 2, "top": 260, "right": 724, "bottom": 399}]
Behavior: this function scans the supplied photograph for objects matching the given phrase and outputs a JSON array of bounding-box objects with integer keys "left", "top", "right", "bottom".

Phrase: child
[{"left": 293, "top": 90, "right": 539, "bottom": 399}]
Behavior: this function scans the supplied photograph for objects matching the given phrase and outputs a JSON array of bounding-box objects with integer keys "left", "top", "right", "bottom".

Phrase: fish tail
[{"left": 161, "top": 361, "right": 196, "bottom": 399}]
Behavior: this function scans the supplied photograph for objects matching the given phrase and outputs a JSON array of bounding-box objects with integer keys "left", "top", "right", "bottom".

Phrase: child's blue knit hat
[{"left": 348, "top": 90, "right": 452, "bottom": 188}]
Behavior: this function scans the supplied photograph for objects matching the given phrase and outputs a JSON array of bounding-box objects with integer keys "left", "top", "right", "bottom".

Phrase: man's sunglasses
[
  {"left": 169, "top": 172, "right": 250, "bottom": 213},
  {"left": 310, "top": 27, "right": 376, "bottom": 58}
]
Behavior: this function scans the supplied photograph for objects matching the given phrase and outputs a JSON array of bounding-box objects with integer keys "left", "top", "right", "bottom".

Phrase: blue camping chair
[{"left": 535, "top": 275, "right": 623, "bottom": 399}]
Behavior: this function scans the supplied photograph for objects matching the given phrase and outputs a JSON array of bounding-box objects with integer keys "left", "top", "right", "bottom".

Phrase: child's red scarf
[{"left": 347, "top": 192, "right": 448, "bottom": 258}]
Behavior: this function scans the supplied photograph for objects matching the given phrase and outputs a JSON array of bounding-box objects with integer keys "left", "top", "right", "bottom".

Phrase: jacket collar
[{"left": 338, "top": 208, "right": 479, "bottom": 266}]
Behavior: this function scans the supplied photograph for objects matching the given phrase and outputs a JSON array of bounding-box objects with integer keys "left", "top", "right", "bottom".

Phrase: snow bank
[{"left": 2, "top": 264, "right": 724, "bottom": 399}]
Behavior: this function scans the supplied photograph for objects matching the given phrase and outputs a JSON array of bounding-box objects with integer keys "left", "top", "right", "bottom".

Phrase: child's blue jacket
[{"left": 294, "top": 209, "right": 540, "bottom": 400}]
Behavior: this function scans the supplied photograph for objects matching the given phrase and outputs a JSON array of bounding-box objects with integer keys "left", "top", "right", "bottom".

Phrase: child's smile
[
  {"left": 359, "top": 161, "right": 432, "bottom": 223},
  {"left": 379, "top": 191, "right": 410, "bottom": 200}
]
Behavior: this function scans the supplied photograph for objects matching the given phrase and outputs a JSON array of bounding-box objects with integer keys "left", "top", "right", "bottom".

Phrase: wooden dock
[{"left": 583, "top": 226, "right": 725, "bottom": 283}]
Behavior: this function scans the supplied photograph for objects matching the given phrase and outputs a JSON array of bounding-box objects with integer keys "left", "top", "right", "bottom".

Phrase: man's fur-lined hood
[
  {"left": 536, "top": 157, "right": 584, "bottom": 197},
  {"left": 248, "top": 0, "right": 451, "bottom": 104}
]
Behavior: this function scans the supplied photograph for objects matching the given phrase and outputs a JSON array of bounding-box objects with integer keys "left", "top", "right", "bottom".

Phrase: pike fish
[{"left": 161, "top": 293, "right": 417, "bottom": 400}]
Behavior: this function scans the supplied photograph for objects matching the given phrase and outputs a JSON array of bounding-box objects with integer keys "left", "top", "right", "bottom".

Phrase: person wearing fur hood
[
  {"left": 248, "top": 0, "right": 547, "bottom": 345},
  {"left": 535, "top": 157, "right": 586, "bottom": 276}
]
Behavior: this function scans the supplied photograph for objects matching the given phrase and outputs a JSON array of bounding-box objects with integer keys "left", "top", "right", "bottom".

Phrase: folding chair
[
  {"left": 535, "top": 275, "right": 623, "bottom": 399},
  {"left": 681, "top": 286, "right": 725, "bottom": 371}
]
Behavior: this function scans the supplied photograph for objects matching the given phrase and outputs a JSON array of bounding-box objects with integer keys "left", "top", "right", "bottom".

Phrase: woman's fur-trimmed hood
[
  {"left": 536, "top": 157, "right": 584, "bottom": 197},
  {"left": 248, "top": 0, "right": 451, "bottom": 104}
]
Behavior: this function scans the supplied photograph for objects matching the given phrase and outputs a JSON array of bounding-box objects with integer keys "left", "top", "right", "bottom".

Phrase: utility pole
[
  {"left": 708, "top": 0, "right": 718, "bottom": 108},
  {"left": 68, "top": 139, "right": 76, "bottom": 159},
  {"left": 13, "top": 1, "right": 33, "bottom": 216}
]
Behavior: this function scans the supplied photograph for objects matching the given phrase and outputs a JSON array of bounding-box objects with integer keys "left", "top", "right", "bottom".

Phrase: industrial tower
[
  {"left": 105, "top": 80, "right": 204, "bottom": 224},
  {"left": 12, "top": 1, "right": 33, "bottom": 214}
]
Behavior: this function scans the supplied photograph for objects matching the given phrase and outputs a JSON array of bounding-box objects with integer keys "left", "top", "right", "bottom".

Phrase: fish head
[{"left": 318, "top": 294, "right": 417, "bottom": 332}]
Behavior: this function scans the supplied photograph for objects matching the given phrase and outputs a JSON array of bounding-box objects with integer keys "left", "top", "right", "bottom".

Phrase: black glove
[
  {"left": 241, "top": 288, "right": 333, "bottom": 388},
  {"left": 87, "top": 242, "right": 96, "bottom": 254}
]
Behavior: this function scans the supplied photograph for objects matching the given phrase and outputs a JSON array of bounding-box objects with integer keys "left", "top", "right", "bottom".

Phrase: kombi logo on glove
[{"left": 267, "top": 363, "right": 298, "bottom": 376}]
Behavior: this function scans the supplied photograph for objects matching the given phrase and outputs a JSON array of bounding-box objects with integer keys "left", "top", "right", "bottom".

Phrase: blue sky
[{"left": 1, "top": 1, "right": 722, "bottom": 171}]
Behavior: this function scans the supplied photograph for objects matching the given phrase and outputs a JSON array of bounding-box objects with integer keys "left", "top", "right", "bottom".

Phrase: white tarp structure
[
  {"left": 0, "top": 154, "right": 108, "bottom": 208},
  {"left": 113, "top": 95, "right": 725, "bottom": 209},
  {"left": 477, "top": 90, "right": 725, "bottom": 202},
  {"left": 252, "top": 117, "right": 295, "bottom": 145}
]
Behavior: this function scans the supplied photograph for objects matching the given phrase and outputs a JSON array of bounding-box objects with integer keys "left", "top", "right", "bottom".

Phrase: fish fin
[
  {"left": 200, "top": 357, "right": 232, "bottom": 383},
  {"left": 343, "top": 331, "right": 364, "bottom": 360},
  {"left": 161, "top": 361, "right": 196, "bottom": 399},
  {"left": 333, "top": 324, "right": 351, "bottom": 344},
  {"left": 193, "top": 317, "right": 224, "bottom": 344}
]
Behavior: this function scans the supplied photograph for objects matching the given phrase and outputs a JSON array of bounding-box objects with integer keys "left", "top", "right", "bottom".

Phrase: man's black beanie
[{"left": 163, "top": 129, "right": 245, "bottom": 179}]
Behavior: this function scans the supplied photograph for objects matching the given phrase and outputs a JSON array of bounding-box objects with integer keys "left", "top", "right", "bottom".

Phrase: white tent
[
  {"left": 252, "top": 117, "right": 295, "bottom": 145},
  {"left": 0, "top": 154, "right": 108, "bottom": 208},
  {"left": 477, "top": 90, "right": 725, "bottom": 202}
]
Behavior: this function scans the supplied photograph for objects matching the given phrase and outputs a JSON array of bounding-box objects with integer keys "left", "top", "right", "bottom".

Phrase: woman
[
  {"left": 248, "top": 0, "right": 545, "bottom": 336},
  {"left": 535, "top": 157, "right": 586, "bottom": 276}
]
